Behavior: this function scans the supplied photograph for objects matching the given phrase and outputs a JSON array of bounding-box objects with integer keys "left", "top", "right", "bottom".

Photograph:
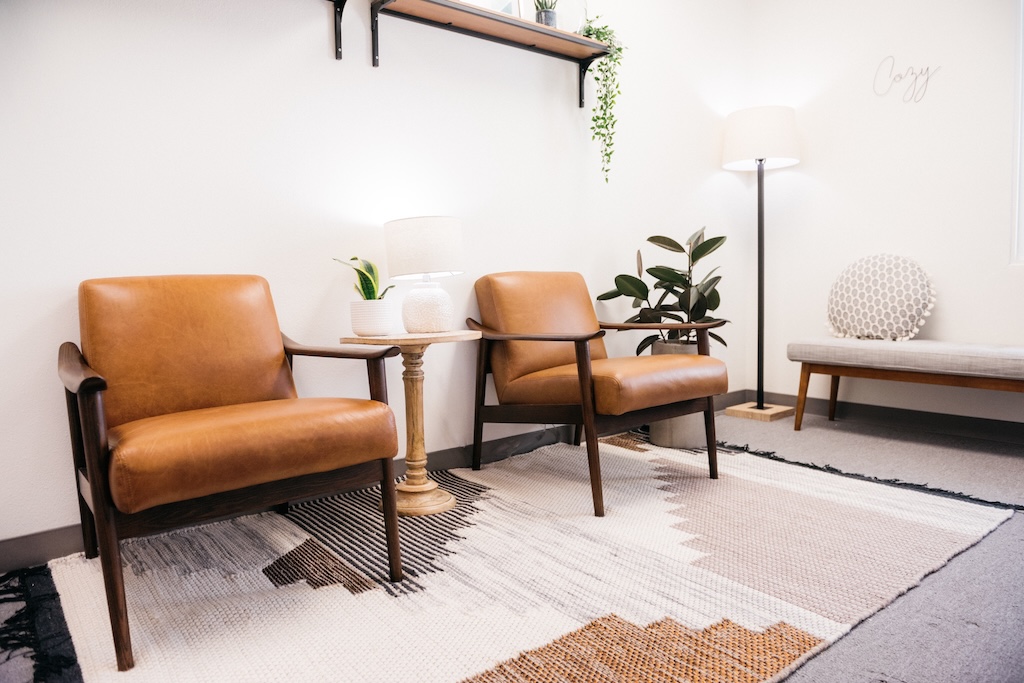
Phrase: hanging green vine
[{"left": 581, "top": 18, "right": 624, "bottom": 182}]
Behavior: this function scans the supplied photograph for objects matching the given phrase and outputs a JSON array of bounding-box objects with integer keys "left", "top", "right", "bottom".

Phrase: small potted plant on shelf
[
  {"left": 597, "top": 227, "right": 727, "bottom": 447},
  {"left": 335, "top": 256, "right": 398, "bottom": 337},
  {"left": 535, "top": 0, "right": 557, "bottom": 27}
]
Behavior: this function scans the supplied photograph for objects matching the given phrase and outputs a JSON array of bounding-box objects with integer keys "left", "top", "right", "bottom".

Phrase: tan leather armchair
[
  {"left": 469, "top": 272, "right": 728, "bottom": 517},
  {"left": 58, "top": 275, "right": 403, "bottom": 671}
]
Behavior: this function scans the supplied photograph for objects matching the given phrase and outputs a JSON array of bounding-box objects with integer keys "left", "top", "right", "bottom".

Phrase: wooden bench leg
[
  {"left": 829, "top": 375, "right": 840, "bottom": 421},
  {"left": 794, "top": 364, "right": 811, "bottom": 431}
]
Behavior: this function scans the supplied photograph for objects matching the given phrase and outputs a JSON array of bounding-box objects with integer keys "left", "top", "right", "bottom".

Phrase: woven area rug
[{"left": 15, "top": 436, "right": 1015, "bottom": 681}]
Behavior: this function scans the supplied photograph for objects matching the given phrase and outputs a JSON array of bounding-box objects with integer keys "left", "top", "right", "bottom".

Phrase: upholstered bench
[{"left": 787, "top": 338, "right": 1024, "bottom": 430}]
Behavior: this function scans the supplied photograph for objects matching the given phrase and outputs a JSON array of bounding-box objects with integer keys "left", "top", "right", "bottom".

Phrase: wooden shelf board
[{"left": 380, "top": 0, "right": 609, "bottom": 61}]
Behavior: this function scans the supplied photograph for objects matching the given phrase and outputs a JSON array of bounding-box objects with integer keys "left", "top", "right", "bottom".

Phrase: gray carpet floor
[{"left": 718, "top": 413, "right": 1024, "bottom": 683}]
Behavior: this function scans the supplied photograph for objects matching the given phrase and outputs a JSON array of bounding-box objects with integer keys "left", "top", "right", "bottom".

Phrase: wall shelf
[{"left": 332, "top": 0, "right": 610, "bottom": 107}]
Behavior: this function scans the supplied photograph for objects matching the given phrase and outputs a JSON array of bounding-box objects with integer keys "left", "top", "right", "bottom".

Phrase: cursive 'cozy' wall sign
[{"left": 873, "top": 56, "right": 940, "bottom": 103}]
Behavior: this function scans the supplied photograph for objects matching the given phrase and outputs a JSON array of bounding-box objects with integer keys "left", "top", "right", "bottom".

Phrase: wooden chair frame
[
  {"left": 58, "top": 334, "right": 403, "bottom": 671},
  {"left": 468, "top": 319, "right": 725, "bottom": 517}
]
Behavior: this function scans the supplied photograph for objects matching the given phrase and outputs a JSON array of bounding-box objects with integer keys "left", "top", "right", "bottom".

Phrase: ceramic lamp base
[{"left": 402, "top": 282, "right": 454, "bottom": 333}]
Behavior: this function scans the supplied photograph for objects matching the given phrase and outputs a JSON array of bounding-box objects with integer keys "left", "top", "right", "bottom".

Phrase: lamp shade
[
  {"left": 384, "top": 216, "right": 465, "bottom": 281},
  {"left": 722, "top": 106, "right": 800, "bottom": 171}
]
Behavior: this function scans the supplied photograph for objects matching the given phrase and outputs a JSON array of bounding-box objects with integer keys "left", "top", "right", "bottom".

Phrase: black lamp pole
[{"left": 756, "top": 158, "right": 766, "bottom": 411}]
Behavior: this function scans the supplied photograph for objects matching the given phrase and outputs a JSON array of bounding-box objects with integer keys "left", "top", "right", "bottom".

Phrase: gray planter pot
[
  {"left": 648, "top": 340, "right": 707, "bottom": 449},
  {"left": 536, "top": 9, "right": 557, "bottom": 27}
]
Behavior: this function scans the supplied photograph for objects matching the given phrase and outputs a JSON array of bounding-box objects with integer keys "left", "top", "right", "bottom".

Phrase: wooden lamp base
[{"left": 724, "top": 401, "right": 795, "bottom": 422}]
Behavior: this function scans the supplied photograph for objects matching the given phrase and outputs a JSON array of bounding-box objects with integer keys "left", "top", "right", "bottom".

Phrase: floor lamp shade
[
  {"left": 384, "top": 216, "right": 465, "bottom": 333},
  {"left": 722, "top": 106, "right": 800, "bottom": 171},
  {"left": 721, "top": 106, "right": 800, "bottom": 421}
]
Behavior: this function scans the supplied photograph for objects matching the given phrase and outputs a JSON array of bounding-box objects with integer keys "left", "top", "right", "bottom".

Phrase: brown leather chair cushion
[
  {"left": 107, "top": 398, "right": 398, "bottom": 514},
  {"left": 79, "top": 275, "right": 296, "bottom": 429},
  {"left": 501, "top": 354, "right": 729, "bottom": 416},
  {"left": 475, "top": 272, "right": 610, "bottom": 398}
]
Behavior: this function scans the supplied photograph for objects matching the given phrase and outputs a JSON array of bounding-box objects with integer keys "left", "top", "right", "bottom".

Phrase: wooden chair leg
[
  {"left": 471, "top": 421, "right": 484, "bottom": 471},
  {"left": 471, "top": 341, "right": 489, "bottom": 471},
  {"left": 78, "top": 492, "right": 99, "bottom": 559},
  {"left": 66, "top": 391, "right": 99, "bottom": 558},
  {"left": 95, "top": 513, "right": 133, "bottom": 671},
  {"left": 380, "top": 459, "right": 402, "bottom": 582},
  {"left": 574, "top": 340, "right": 604, "bottom": 517},
  {"left": 829, "top": 375, "right": 840, "bottom": 421},
  {"left": 794, "top": 363, "right": 811, "bottom": 431},
  {"left": 572, "top": 424, "right": 583, "bottom": 446},
  {"left": 703, "top": 398, "right": 718, "bottom": 479},
  {"left": 582, "top": 420, "right": 604, "bottom": 517}
]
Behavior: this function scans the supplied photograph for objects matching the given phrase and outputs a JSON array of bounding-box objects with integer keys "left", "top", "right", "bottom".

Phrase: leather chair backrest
[
  {"left": 79, "top": 274, "right": 297, "bottom": 429},
  {"left": 474, "top": 272, "right": 608, "bottom": 396}
]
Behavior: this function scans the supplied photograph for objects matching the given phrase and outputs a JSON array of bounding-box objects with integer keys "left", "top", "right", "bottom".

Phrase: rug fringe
[
  {"left": 0, "top": 566, "right": 82, "bottom": 682},
  {"left": 716, "top": 441, "right": 1023, "bottom": 511}
]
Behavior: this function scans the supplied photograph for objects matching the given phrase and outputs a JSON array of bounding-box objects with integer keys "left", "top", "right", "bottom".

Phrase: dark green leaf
[
  {"left": 691, "top": 236, "right": 726, "bottom": 264},
  {"left": 646, "top": 266, "right": 688, "bottom": 285},
  {"left": 596, "top": 288, "right": 623, "bottom": 301},
  {"left": 614, "top": 274, "right": 648, "bottom": 299},
  {"left": 638, "top": 308, "right": 662, "bottom": 323},
  {"left": 685, "top": 227, "right": 706, "bottom": 250},
  {"left": 710, "top": 331, "right": 727, "bottom": 347},
  {"left": 690, "top": 303, "right": 708, "bottom": 320},
  {"left": 648, "top": 235, "right": 685, "bottom": 253},
  {"left": 636, "top": 335, "right": 659, "bottom": 355},
  {"left": 698, "top": 275, "right": 721, "bottom": 295}
]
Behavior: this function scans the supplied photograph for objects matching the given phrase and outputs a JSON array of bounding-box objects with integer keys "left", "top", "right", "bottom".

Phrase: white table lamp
[
  {"left": 722, "top": 105, "right": 800, "bottom": 421},
  {"left": 385, "top": 216, "right": 465, "bottom": 333}
]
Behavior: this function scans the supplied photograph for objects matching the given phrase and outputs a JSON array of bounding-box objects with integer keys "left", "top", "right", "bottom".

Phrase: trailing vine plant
[{"left": 581, "top": 18, "right": 624, "bottom": 182}]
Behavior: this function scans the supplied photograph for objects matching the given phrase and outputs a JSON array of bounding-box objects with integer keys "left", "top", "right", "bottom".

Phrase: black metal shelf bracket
[
  {"left": 333, "top": 0, "right": 349, "bottom": 60},
  {"left": 370, "top": 0, "right": 398, "bottom": 68},
  {"left": 578, "top": 57, "right": 598, "bottom": 109}
]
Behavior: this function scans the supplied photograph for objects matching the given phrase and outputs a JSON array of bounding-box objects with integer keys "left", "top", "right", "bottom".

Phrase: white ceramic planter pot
[
  {"left": 350, "top": 299, "right": 400, "bottom": 337},
  {"left": 648, "top": 340, "right": 708, "bottom": 449}
]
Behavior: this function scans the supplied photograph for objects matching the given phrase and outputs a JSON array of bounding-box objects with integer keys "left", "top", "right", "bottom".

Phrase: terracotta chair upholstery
[
  {"left": 58, "top": 275, "right": 403, "bottom": 671},
  {"left": 469, "top": 272, "right": 728, "bottom": 516}
]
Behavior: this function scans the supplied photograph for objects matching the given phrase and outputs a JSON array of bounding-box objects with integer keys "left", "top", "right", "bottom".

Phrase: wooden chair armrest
[
  {"left": 599, "top": 320, "right": 727, "bottom": 331},
  {"left": 58, "top": 342, "right": 107, "bottom": 394},
  {"left": 282, "top": 334, "right": 400, "bottom": 361},
  {"left": 467, "top": 319, "right": 606, "bottom": 343},
  {"left": 599, "top": 320, "right": 724, "bottom": 356}
]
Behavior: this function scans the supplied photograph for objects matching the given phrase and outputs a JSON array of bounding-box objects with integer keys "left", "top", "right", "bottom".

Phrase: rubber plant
[
  {"left": 581, "top": 18, "right": 624, "bottom": 182},
  {"left": 597, "top": 227, "right": 728, "bottom": 354},
  {"left": 334, "top": 257, "right": 394, "bottom": 300}
]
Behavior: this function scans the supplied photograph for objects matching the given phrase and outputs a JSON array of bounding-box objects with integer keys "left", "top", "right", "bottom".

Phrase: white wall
[
  {"left": 745, "top": 0, "right": 1024, "bottom": 419},
  {"left": 1, "top": 0, "right": 1020, "bottom": 544}
]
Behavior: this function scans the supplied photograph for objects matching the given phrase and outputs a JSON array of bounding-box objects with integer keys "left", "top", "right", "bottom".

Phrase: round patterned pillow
[{"left": 827, "top": 254, "right": 935, "bottom": 341}]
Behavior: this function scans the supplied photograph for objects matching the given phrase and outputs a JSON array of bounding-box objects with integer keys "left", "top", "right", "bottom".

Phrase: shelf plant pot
[{"left": 536, "top": 9, "right": 557, "bottom": 27}]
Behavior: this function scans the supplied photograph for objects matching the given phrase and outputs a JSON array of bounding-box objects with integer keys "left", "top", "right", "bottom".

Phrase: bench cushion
[{"left": 787, "top": 338, "right": 1024, "bottom": 381}]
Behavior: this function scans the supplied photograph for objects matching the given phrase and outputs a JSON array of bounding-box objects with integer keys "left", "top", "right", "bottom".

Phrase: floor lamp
[{"left": 721, "top": 105, "right": 800, "bottom": 421}]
